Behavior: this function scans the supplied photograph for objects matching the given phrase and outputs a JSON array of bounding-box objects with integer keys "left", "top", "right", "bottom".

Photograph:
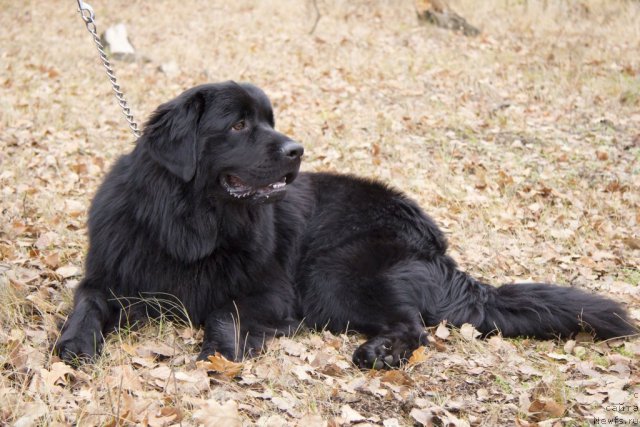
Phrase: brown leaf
[
  {"left": 604, "top": 180, "right": 628, "bottom": 193},
  {"left": 528, "top": 398, "right": 565, "bottom": 420},
  {"left": 319, "top": 363, "right": 344, "bottom": 377},
  {"left": 497, "top": 170, "right": 514, "bottom": 189},
  {"left": 433, "top": 340, "right": 447, "bottom": 352},
  {"left": 408, "top": 346, "right": 428, "bottom": 366},
  {"left": 107, "top": 365, "right": 143, "bottom": 391},
  {"left": 596, "top": 150, "right": 609, "bottom": 161},
  {"left": 40, "top": 362, "right": 75, "bottom": 388},
  {"left": 147, "top": 407, "right": 183, "bottom": 427},
  {"left": 324, "top": 337, "right": 342, "bottom": 350},
  {"left": 0, "top": 242, "right": 16, "bottom": 260},
  {"left": 196, "top": 352, "right": 244, "bottom": 379},
  {"left": 135, "top": 340, "right": 176, "bottom": 359},
  {"left": 622, "top": 237, "right": 640, "bottom": 250},
  {"left": 381, "top": 370, "right": 413, "bottom": 386},
  {"left": 42, "top": 252, "right": 60, "bottom": 269},
  {"left": 474, "top": 171, "right": 487, "bottom": 190}
]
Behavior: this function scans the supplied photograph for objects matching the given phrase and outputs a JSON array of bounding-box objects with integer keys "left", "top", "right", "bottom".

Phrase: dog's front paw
[
  {"left": 352, "top": 333, "right": 427, "bottom": 369},
  {"left": 54, "top": 332, "right": 103, "bottom": 366},
  {"left": 353, "top": 336, "right": 400, "bottom": 369}
]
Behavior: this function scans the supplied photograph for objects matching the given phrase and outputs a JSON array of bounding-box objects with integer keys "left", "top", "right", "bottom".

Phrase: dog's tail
[{"left": 435, "top": 265, "right": 636, "bottom": 340}]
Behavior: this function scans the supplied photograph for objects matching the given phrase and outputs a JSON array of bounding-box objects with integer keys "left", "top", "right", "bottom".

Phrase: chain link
[{"left": 76, "top": 0, "right": 141, "bottom": 138}]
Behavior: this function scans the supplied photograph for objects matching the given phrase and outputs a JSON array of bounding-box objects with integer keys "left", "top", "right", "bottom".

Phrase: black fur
[{"left": 55, "top": 82, "right": 636, "bottom": 368}]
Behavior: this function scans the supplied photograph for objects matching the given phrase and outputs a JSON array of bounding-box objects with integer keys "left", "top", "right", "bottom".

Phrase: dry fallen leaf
[
  {"left": 193, "top": 400, "right": 243, "bottom": 427},
  {"left": 340, "top": 404, "right": 365, "bottom": 424},
  {"left": 42, "top": 252, "right": 60, "bottom": 269},
  {"left": 135, "top": 340, "right": 176, "bottom": 359},
  {"left": 381, "top": 370, "right": 413, "bottom": 386},
  {"left": 435, "top": 322, "right": 450, "bottom": 340},
  {"left": 296, "top": 414, "right": 327, "bottom": 427},
  {"left": 291, "top": 364, "right": 313, "bottom": 381},
  {"left": 607, "top": 389, "right": 629, "bottom": 405},
  {"left": 107, "top": 365, "right": 144, "bottom": 391},
  {"left": 459, "top": 323, "right": 481, "bottom": 341},
  {"left": 319, "top": 363, "right": 344, "bottom": 377},
  {"left": 563, "top": 340, "right": 576, "bottom": 354},
  {"left": 40, "top": 362, "right": 76, "bottom": 388},
  {"left": 257, "top": 414, "right": 289, "bottom": 427},
  {"left": 622, "top": 237, "right": 640, "bottom": 250},
  {"left": 148, "top": 365, "right": 173, "bottom": 381},
  {"left": 13, "top": 401, "right": 47, "bottom": 427},
  {"left": 528, "top": 398, "right": 565, "bottom": 420},
  {"left": 410, "top": 408, "right": 433, "bottom": 426},
  {"left": 280, "top": 337, "right": 306, "bottom": 356},
  {"left": 147, "top": 407, "right": 183, "bottom": 427},
  {"left": 408, "top": 346, "right": 429, "bottom": 365},
  {"left": 55, "top": 264, "right": 81, "bottom": 278},
  {"left": 196, "top": 353, "right": 244, "bottom": 379}
]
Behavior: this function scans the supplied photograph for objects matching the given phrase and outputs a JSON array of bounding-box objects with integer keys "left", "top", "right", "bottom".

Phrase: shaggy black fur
[{"left": 55, "top": 82, "right": 636, "bottom": 368}]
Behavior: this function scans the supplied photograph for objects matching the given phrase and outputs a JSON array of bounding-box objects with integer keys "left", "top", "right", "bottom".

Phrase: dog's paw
[
  {"left": 353, "top": 336, "right": 401, "bottom": 369},
  {"left": 352, "top": 334, "right": 428, "bottom": 369},
  {"left": 54, "top": 333, "right": 102, "bottom": 366}
]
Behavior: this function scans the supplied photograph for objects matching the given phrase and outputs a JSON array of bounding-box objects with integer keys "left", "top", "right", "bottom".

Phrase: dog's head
[{"left": 142, "top": 81, "right": 303, "bottom": 204}]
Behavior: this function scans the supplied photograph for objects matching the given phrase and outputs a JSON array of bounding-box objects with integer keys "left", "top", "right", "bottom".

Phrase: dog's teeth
[{"left": 269, "top": 181, "right": 286, "bottom": 189}]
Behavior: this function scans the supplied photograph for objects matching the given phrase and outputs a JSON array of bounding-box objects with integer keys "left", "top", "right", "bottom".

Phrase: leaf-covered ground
[{"left": 1, "top": 0, "right": 639, "bottom": 425}]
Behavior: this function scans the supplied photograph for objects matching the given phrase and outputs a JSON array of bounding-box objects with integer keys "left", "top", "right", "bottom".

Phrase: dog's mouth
[{"left": 221, "top": 174, "right": 293, "bottom": 201}]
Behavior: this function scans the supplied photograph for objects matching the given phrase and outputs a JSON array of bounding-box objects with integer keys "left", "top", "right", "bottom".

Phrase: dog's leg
[
  {"left": 197, "top": 286, "right": 298, "bottom": 362},
  {"left": 300, "top": 241, "right": 446, "bottom": 369},
  {"left": 54, "top": 285, "right": 112, "bottom": 364}
]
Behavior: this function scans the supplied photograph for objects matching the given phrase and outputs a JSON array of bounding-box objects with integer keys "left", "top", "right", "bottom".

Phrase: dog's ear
[{"left": 143, "top": 90, "right": 205, "bottom": 182}]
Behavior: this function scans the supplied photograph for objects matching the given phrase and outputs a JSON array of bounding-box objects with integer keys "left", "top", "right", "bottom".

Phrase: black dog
[{"left": 55, "top": 82, "right": 636, "bottom": 368}]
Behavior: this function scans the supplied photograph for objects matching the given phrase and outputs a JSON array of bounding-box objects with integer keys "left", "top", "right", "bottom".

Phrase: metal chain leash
[{"left": 76, "top": 0, "right": 141, "bottom": 138}]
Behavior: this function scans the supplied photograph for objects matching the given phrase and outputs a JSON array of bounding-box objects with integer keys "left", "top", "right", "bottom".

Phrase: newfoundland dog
[{"left": 55, "top": 82, "right": 636, "bottom": 368}]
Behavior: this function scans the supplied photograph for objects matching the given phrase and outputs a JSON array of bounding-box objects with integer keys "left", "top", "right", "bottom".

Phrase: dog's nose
[{"left": 281, "top": 141, "right": 304, "bottom": 159}]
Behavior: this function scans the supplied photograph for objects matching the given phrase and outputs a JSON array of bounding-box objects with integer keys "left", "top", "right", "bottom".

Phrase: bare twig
[{"left": 309, "top": 0, "right": 322, "bottom": 35}]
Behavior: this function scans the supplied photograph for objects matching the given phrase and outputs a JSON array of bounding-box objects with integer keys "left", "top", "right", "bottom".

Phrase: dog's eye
[{"left": 232, "top": 120, "right": 246, "bottom": 131}]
